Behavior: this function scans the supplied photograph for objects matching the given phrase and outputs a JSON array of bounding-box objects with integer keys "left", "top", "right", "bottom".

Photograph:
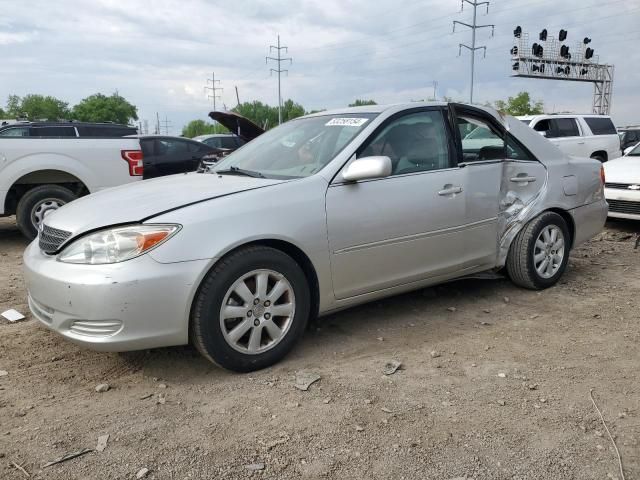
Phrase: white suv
[{"left": 518, "top": 114, "right": 621, "bottom": 162}]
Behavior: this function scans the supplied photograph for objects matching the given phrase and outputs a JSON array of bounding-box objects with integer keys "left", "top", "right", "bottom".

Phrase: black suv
[{"left": 0, "top": 121, "right": 137, "bottom": 137}]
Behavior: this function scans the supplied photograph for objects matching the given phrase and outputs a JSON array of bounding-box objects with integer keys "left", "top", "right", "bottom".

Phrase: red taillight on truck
[
  {"left": 121, "top": 150, "right": 144, "bottom": 176},
  {"left": 600, "top": 165, "right": 605, "bottom": 184}
]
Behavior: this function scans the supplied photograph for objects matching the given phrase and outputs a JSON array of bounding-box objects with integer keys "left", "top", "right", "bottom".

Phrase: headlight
[{"left": 57, "top": 224, "right": 180, "bottom": 264}]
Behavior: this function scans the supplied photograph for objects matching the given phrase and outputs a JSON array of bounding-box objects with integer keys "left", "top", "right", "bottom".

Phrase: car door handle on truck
[
  {"left": 438, "top": 185, "right": 463, "bottom": 196},
  {"left": 510, "top": 176, "right": 537, "bottom": 183}
]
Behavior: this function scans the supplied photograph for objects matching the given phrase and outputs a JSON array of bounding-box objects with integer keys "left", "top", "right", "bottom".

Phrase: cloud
[{"left": 0, "top": 0, "right": 637, "bottom": 132}]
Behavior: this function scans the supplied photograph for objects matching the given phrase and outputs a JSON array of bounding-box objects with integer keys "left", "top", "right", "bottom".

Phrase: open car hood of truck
[
  {"left": 43, "top": 173, "right": 284, "bottom": 240},
  {"left": 208, "top": 111, "right": 265, "bottom": 141}
]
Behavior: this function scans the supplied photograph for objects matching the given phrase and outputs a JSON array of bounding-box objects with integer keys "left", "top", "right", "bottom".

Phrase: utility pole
[
  {"left": 155, "top": 112, "right": 160, "bottom": 135},
  {"left": 235, "top": 86, "right": 241, "bottom": 107},
  {"left": 266, "top": 35, "right": 292, "bottom": 125},
  {"left": 453, "top": 0, "right": 494, "bottom": 104},
  {"left": 204, "top": 72, "right": 223, "bottom": 111},
  {"left": 160, "top": 116, "right": 172, "bottom": 135},
  {"left": 432, "top": 81, "right": 438, "bottom": 101}
]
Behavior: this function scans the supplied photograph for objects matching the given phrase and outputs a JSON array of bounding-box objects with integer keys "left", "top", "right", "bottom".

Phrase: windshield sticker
[{"left": 325, "top": 118, "right": 369, "bottom": 127}]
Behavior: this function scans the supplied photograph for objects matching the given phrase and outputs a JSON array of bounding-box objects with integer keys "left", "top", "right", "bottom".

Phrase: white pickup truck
[
  {"left": 0, "top": 137, "right": 143, "bottom": 239},
  {"left": 518, "top": 114, "right": 621, "bottom": 162}
]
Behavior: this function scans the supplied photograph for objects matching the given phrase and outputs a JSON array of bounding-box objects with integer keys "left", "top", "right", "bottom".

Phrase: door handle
[
  {"left": 438, "top": 185, "right": 463, "bottom": 196},
  {"left": 510, "top": 176, "right": 537, "bottom": 183}
]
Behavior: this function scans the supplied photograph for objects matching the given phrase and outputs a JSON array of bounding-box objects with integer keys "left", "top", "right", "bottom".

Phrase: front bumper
[
  {"left": 23, "top": 241, "right": 211, "bottom": 352},
  {"left": 605, "top": 187, "right": 640, "bottom": 220}
]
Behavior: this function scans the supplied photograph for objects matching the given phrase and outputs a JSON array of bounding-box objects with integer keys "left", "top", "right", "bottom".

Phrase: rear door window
[
  {"left": 203, "top": 137, "right": 222, "bottom": 148},
  {"left": 458, "top": 115, "right": 505, "bottom": 162},
  {"left": 551, "top": 118, "right": 580, "bottom": 138},
  {"left": 30, "top": 126, "right": 77, "bottom": 137},
  {"left": 584, "top": 117, "right": 617, "bottom": 135},
  {"left": 0, "top": 126, "right": 29, "bottom": 137},
  {"left": 156, "top": 138, "right": 189, "bottom": 155},
  {"left": 220, "top": 136, "right": 238, "bottom": 149}
]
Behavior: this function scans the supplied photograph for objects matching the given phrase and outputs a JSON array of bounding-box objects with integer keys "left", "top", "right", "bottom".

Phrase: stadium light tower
[{"left": 510, "top": 27, "right": 614, "bottom": 114}]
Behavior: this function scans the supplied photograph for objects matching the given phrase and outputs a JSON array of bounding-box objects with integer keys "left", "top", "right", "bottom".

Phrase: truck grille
[
  {"left": 605, "top": 182, "right": 638, "bottom": 190},
  {"left": 39, "top": 224, "right": 72, "bottom": 253},
  {"left": 608, "top": 199, "right": 640, "bottom": 215}
]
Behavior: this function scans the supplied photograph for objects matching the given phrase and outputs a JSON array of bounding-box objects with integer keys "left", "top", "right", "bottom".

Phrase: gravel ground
[{"left": 0, "top": 216, "right": 639, "bottom": 480}]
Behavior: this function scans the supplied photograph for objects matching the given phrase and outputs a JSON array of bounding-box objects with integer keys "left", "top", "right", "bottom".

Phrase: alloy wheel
[
  {"left": 219, "top": 269, "right": 295, "bottom": 354},
  {"left": 533, "top": 225, "right": 565, "bottom": 279}
]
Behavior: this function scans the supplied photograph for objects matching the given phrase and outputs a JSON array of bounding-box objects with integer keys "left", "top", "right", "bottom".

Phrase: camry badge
[{"left": 629, "top": 185, "right": 640, "bottom": 190}]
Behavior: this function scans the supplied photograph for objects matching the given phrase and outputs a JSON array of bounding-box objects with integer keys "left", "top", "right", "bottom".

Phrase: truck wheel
[
  {"left": 506, "top": 212, "right": 570, "bottom": 290},
  {"left": 16, "top": 185, "right": 77, "bottom": 240},
  {"left": 190, "top": 246, "right": 310, "bottom": 372},
  {"left": 590, "top": 153, "right": 606, "bottom": 163}
]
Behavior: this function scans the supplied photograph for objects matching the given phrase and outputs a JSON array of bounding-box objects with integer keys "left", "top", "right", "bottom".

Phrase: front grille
[
  {"left": 39, "top": 224, "right": 72, "bottom": 253},
  {"left": 605, "top": 182, "right": 639, "bottom": 190},
  {"left": 70, "top": 320, "right": 123, "bottom": 337},
  {"left": 608, "top": 199, "right": 640, "bottom": 215}
]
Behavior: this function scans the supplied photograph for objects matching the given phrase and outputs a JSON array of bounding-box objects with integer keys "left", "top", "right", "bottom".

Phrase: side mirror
[
  {"left": 538, "top": 130, "right": 548, "bottom": 137},
  {"left": 342, "top": 156, "right": 392, "bottom": 182}
]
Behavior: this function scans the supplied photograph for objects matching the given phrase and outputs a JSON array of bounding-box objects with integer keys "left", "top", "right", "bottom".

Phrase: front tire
[
  {"left": 16, "top": 185, "right": 77, "bottom": 240},
  {"left": 190, "top": 246, "right": 310, "bottom": 372},
  {"left": 506, "top": 212, "right": 570, "bottom": 290}
]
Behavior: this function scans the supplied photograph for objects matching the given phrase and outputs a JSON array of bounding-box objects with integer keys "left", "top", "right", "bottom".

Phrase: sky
[{"left": 0, "top": 0, "right": 639, "bottom": 134}]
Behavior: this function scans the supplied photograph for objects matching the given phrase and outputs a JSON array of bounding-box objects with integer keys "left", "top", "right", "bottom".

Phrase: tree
[
  {"left": 182, "top": 119, "right": 227, "bottom": 138},
  {"left": 5, "top": 94, "right": 70, "bottom": 120},
  {"left": 233, "top": 99, "right": 307, "bottom": 130},
  {"left": 494, "top": 91, "right": 543, "bottom": 116},
  {"left": 71, "top": 93, "right": 138, "bottom": 124},
  {"left": 348, "top": 99, "right": 377, "bottom": 107}
]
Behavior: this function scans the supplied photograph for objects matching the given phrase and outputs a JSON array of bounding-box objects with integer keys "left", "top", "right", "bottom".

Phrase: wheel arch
[
  {"left": 590, "top": 150, "right": 608, "bottom": 162},
  {"left": 4, "top": 169, "right": 89, "bottom": 215},
  {"left": 189, "top": 238, "right": 321, "bottom": 324},
  {"left": 546, "top": 207, "right": 575, "bottom": 249}
]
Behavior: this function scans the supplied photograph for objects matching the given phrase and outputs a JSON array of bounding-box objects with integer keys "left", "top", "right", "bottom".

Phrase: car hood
[
  {"left": 208, "top": 111, "right": 264, "bottom": 141},
  {"left": 44, "top": 173, "right": 285, "bottom": 237},
  {"left": 604, "top": 156, "right": 640, "bottom": 182}
]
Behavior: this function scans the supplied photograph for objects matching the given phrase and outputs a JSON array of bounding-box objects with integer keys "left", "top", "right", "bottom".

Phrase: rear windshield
[{"left": 584, "top": 117, "right": 617, "bottom": 135}]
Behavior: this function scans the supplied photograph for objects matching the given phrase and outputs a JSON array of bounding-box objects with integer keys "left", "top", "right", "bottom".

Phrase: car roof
[
  {"left": 516, "top": 114, "right": 612, "bottom": 120},
  {"left": 302, "top": 101, "right": 449, "bottom": 118},
  {"left": 0, "top": 121, "right": 134, "bottom": 128},
  {"left": 193, "top": 134, "right": 234, "bottom": 140},
  {"left": 126, "top": 134, "right": 197, "bottom": 140}
]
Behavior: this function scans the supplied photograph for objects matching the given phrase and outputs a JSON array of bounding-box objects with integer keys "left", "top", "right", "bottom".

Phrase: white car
[
  {"left": 0, "top": 136, "right": 143, "bottom": 238},
  {"left": 604, "top": 142, "right": 640, "bottom": 220},
  {"left": 518, "top": 114, "right": 621, "bottom": 162}
]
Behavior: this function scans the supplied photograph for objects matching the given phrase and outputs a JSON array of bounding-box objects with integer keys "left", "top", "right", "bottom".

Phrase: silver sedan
[{"left": 23, "top": 103, "right": 607, "bottom": 372}]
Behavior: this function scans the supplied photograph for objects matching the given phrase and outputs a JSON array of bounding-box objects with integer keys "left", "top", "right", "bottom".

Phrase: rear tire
[
  {"left": 190, "top": 246, "right": 310, "bottom": 372},
  {"left": 590, "top": 153, "right": 606, "bottom": 163},
  {"left": 16, "top": 185, "right": 77, "bottom": 240},
  {"left": 506, "top": 212, "right": 570, "bottom": 290}
]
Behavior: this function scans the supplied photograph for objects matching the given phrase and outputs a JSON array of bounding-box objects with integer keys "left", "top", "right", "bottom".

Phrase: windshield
[
  {"left": 213, "top": 114, "right": 376, "bottom": 179},
  {"left": 628, "top": 143, "right": 640, "bottom": 156}
]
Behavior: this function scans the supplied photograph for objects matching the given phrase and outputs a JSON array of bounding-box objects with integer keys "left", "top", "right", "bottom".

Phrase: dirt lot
[{"left": 0, "top": 216, "right": 639, "bottom": 480}]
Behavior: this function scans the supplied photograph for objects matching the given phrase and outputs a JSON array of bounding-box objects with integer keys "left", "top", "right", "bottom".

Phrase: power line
[
  {"left": 204, "top": 72, "right": 223, "bottom": 111},
  {"left": 266, "top": 34, "right": 292, "bottom": 125},
  {"left": 454, "top": 0, "right": 495, "bottom": 103}
]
